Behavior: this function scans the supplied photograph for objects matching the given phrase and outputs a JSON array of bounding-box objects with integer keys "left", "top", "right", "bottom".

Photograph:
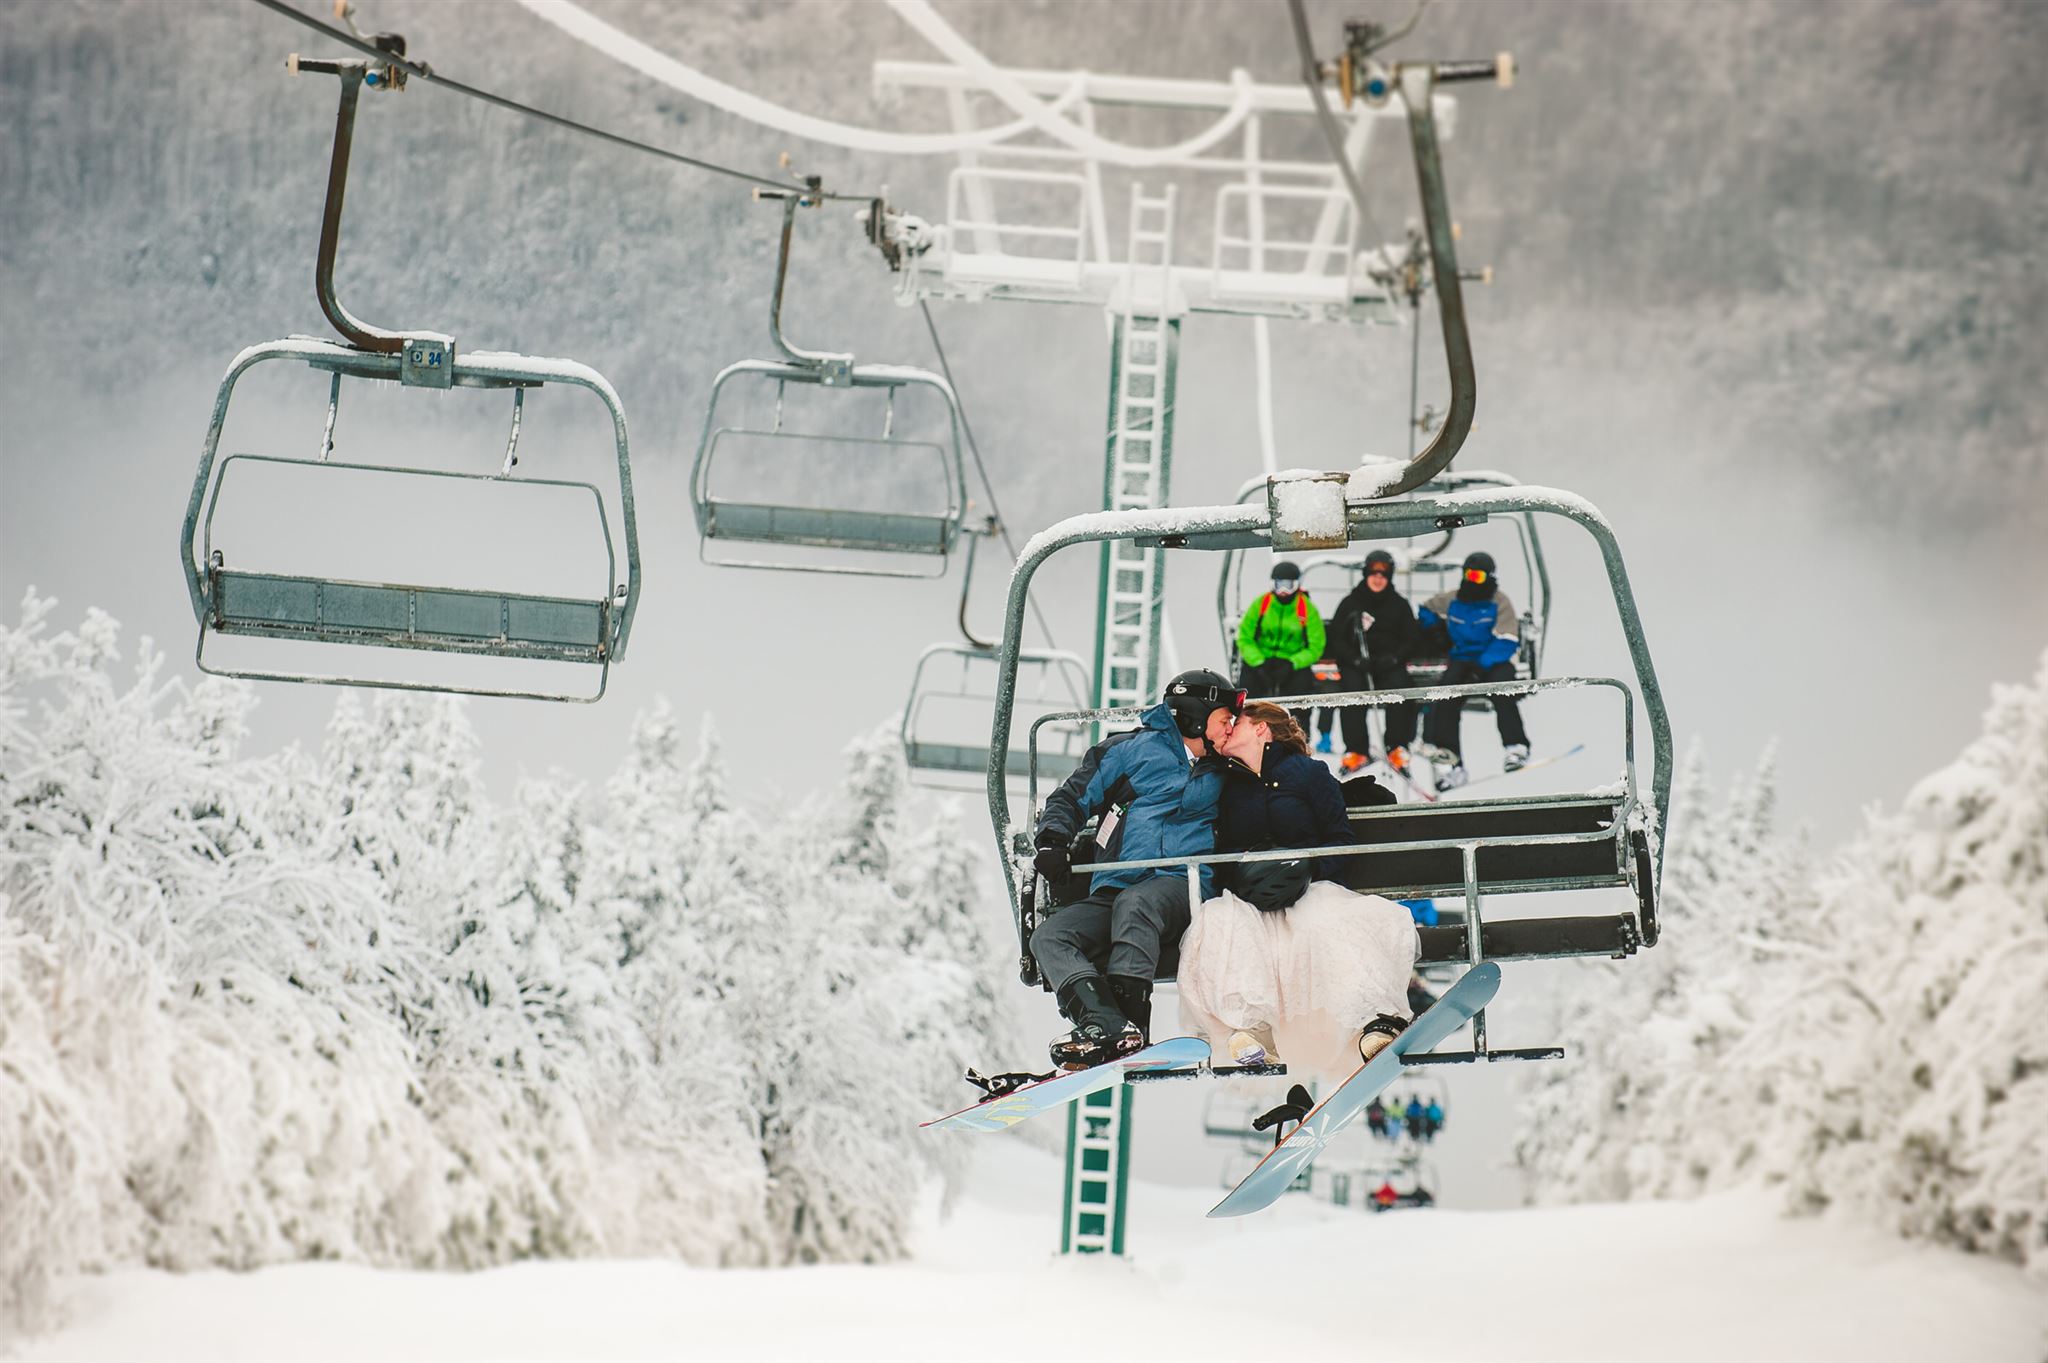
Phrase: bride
[{"left": 1175, "top": 701, "right": 1420, "bottom": 1082}]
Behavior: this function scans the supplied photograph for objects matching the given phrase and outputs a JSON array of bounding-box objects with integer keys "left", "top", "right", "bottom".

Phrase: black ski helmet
[
  {"left": 1270, "top": 560, "right": 1302, "bottom": 586},
  {"left": 1164, "top": 668, "right": 1244, "bottom": 740},
  {"left": 1462, "top": 550, "right": 1497, "bottom": 576},
  {"left": 1363, "top": 548, "right": 1396, "bottom": 577}
]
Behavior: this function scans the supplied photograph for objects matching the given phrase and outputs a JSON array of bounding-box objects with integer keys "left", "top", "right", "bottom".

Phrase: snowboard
[
  {"left": 1207, "top": 962, "right": 1501, "bottom": 1217},
  {"left": 1433, "top": 743, "right": 1587, "bottom": 795},
  {"left": 921, "top": 1036, "right": 1211, "bottom": 1133}
]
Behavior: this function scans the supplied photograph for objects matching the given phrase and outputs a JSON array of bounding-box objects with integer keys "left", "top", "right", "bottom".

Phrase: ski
[
  {"left": 1207, "top": 962, "right": 1501, "bottom": 1217},
  {"left": 921, "top": 1036, "right": 1211, "bottom": 1132}
]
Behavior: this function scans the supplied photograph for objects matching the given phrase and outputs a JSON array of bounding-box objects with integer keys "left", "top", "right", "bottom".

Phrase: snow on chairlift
[
  {"left": 986, "top": 468, "right": 1673, "bottom": 1065},
  {"left": 179, "top": 46, "right": 640, "bottom": 703},
  {"left": 690, "top": 186, "right": 968, "bottom": 577}
]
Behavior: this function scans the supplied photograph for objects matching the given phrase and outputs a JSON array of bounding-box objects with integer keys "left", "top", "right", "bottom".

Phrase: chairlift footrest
[
  {"left": 1124, "top": 1061, "right": 1289, "bottom": 1084},
  {"left": 1402, "top": 1046, "right": 1565, "bottom": 1065}
]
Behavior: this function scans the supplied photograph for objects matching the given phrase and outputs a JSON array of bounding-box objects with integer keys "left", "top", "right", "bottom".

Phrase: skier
[
  {"left": 1374, "top": 1179, "right": 1400, "bottom": 1209},
  {"left": 1366, "top": 1095, "right": 1388, "bottom": 1138},
  {"left": 1424, "top": 1097, "right": 1444, "bottom": 1141},
  {"left": 1384, "top": 1093, "right": 1407, "bottom": 1138},
  {"left": 1176, "top": 703, "right": 1418, "bottom": 1080},
  {"left": 1416, "top": 550, "right": 1531, "bottom": 791},
  {"left": 1028, "top": 669, "right": 1242, "bottom": 1070},
  {"left": 1405, "top": 1097, "right": 1426, "bottom": 1141},
  {"left": 1328, "top": 548, "right": 1422, "bottom": 772},
  {"left": 1234, "top": 561, "right": 1325, "bottom": 732}
]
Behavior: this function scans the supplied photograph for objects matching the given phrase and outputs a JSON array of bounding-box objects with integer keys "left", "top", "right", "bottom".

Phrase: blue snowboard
[
  {"left": 1208, "top": 962, "right": 1502, "bottom": 1217},
  {"left": 921, "top": 1037, "right": 1211, "bottom": 1133}
]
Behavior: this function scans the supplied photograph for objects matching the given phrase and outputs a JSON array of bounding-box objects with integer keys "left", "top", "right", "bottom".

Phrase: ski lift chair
[
  {"left": 989, "top": 472, "right": 1671, "bottom": 1066},
  {"left": 180, "top": 48, "right": 640, "bottom": 702},
  {"left": 901, "top": 642, "right": 1093, "bottom": 790},
  {"left": 691, "top": 190, "right": 969, "bottom": 577}
]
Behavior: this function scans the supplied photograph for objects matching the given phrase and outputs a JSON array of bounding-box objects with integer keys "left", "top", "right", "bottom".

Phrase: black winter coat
[
  {"left": 1215, "top": 741, "right": 1359, "bottom": 891},
  {"left": 1329, "top": 580, "right": 1420, "bottom": 668}
]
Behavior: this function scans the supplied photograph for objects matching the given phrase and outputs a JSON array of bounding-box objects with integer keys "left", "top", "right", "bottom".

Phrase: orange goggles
[{"left": 1463, "top": 568, "right": 1490, "bottom": 584}]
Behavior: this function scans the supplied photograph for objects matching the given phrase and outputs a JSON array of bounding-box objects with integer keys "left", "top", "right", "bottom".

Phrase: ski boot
[
  {"left": 1359, "top": 1012, "right": 1410, "bottom": 1065},
  {"left": 1315, "top": 731, "right": 1334, "bottom": 754},
  {"left": 1385, "top": 745, "right": 1410, "bottom": 773},
  {"left": 1340, "top": 750, "right": 1369, "bottom": 772},
  {"left": 1434, "top": 763, "right": 1468, "bottom": 793},
  {"left": 1049, "top": 974, "right": 1143, "bottom": 1070},
  {"left": 1503, "top": 742, "right": 1531, "bottom": 772}
]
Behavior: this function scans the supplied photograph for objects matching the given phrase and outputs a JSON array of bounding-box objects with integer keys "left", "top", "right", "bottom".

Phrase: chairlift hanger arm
[
  {"left": 758, "top": 185, "right": 857, "bottom": 377},
  {"left": 290, "top": 51, "right": 405, "bottom": 352},
  {"left": 1286, "top": 1, "right": 1510, "bottom": 499}
]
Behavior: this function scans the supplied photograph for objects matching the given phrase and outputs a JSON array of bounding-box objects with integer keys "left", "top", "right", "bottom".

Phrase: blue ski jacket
[
  {"left": 1036, "top": 702, "right": 1225, "bottom": 896},
  {"left": 1418, "top": 590, "right": 1522, "bottom": 670}
]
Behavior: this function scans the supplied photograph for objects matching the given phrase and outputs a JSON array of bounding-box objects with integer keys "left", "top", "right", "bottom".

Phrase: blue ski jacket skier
[
  {"left": 1417, "top": 590, "right": 1522, "bottom": 670},
  {"left": 1036, "top": 702, "right": 1225, "bottom": 897}
]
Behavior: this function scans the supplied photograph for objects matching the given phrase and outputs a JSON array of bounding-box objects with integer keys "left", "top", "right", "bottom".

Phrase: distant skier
[
  {"left": 1424, "top": 1097, "right": 1444, "bottom": 1141},
  {"left": 1328, "top": 547, "right": 1423, "bottom": 771},
  {"left": 1029, "top": 669, "right": 1242, "bottom": 1070},
  {"left": 1405, "top": 1098, "right": 1426, "bottom": 1141},
  {"left": 1417, "top": 551, "right": 1530, "bottom": 791},
  {"left": 1366, "top": 1095, "right": 1388, "bottom": 1138},
  {"left": 1235, "top": 561, "right": 1325, "bottom": 732}
]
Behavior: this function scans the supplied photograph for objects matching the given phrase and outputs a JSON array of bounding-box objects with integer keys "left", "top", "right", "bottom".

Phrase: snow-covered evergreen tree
[
  {"left": 1, "top": 597, "right": 1009, "bottom": 1334},
  {"left": 1518, "top": 649, "right": 2048, "bottom": 1275}
]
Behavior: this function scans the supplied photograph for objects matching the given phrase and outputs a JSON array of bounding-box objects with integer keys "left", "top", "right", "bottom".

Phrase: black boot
[
  {"left": 1108, "top": 975, "right": 1154, "bottom": 1044},
  {"left": 1359, "top": 1012, "right": 1409, "bottom": 1065},
  {"left": 1050, "top": 975, "right": 1142, "bottom": 1070}
]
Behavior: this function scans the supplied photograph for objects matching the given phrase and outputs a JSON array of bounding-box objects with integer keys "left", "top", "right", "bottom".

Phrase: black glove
[
  {"left": 1033, "top": 835, "right": 1071, "bottom": 882},
  {"left": 1234, "top": 857, "right": 1311, "bottom": 912}
]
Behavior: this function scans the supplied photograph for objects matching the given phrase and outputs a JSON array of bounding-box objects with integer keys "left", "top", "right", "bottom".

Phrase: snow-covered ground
[{"left": 21, "top": 1141, "right": 2046, "bottom": 1363}]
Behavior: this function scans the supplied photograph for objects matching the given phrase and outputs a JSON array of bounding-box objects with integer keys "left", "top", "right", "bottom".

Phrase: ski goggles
[
  {"left": 1176, "top": 683, "right": 1248, "bottom": 716},
  {"left": 1463, "top": 568, "right": 1491, "bottom": 584},
  {"left": 1365, "top": 564, "right": 1392, "bottom": 578}
]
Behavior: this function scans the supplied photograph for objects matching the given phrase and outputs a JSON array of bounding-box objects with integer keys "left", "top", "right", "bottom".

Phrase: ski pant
[
  {"left": 1238, "top": 657, "right": 1313, "bottom": 733},
  {"left": 1422, "top": 658, "right": 1529, "bottom": 757},
  {"left": 1030, "top": 873, "right": 1192, "bottom": 994},
  {"left": 1359, "top": 654, "right": 1419, "bottom": 753}
]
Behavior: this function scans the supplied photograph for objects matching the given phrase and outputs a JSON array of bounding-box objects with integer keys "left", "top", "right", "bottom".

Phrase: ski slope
[{"left": 21, "top": 1141, "right": 2046, "bottom": 1363}]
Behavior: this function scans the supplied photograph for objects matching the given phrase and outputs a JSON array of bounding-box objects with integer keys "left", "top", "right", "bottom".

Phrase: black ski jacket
[
  {"left": 1329, "top": 581, "right": 1421, "bottom": 669},
  {"left": 1214, "top": 741, "right": 1359, "bottom": 892}
]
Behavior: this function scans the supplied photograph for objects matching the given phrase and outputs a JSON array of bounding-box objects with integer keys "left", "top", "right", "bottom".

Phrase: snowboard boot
[
  {"left": 1315, "top": 730, "right": 1334, "bottom": 754},
  {"left": 1434, "top": 763, "right": 1468, "bottom": 793},
  {"left": 1108, "top": 975, "right": 1154, "bottom": 1044},
  {"left": 1358, "top": 1012, "right": 1409, "bottom": 1065},
  {"left": 1050, "top": 974, "right": 1143, "bottom": 1070},
  {"left": 1503, "top": 742, "right": 1531, "bottom": 772}
]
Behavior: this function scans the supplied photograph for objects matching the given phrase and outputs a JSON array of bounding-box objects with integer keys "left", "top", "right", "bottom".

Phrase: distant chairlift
[
  {"left": 691, "top": 185, "right": 969, "bottom": 577},
  {"left": 901, "top": 529, "right": 1094, "bottom": 791},
  {"left": 179, "top": 44, "right": 641, "bottom": 703}
]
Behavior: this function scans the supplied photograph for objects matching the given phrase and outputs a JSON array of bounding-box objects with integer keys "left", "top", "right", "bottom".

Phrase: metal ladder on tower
[
  {"left": 1063, "top": 184, "right": 1183, "bottom": 1258},
  {"left": 1091, "top": 185, "right": 1181, "bottom": 718}
]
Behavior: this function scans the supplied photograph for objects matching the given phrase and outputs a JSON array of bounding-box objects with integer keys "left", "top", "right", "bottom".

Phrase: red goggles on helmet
[{"left": 1463, "top": 568, "right": 1491, "bottom": 584}]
